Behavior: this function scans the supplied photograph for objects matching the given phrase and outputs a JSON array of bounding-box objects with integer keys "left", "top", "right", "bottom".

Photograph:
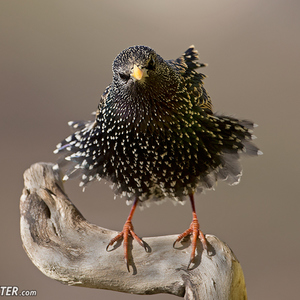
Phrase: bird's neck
[{"left": 101, "top": 92, "right": 183, "bottom": 135}]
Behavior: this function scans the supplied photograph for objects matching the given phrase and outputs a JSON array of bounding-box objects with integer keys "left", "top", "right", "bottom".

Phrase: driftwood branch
[{"left": 20, "top": 162, "right": 247, "bottom": 300}]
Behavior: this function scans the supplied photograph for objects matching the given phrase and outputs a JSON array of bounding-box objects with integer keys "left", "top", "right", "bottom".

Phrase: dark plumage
[{"left": 54, "top": 45, "right": 261, "bottom": 268}]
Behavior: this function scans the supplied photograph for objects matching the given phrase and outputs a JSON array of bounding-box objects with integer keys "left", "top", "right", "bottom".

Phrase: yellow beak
[{"left": 131, "top": 64, "right": 144, "bottom": 81}]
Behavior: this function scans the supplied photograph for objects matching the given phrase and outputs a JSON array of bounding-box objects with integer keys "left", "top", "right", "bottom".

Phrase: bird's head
[{"left": 112, "top": 45, "right": 179, "bottom": 101}]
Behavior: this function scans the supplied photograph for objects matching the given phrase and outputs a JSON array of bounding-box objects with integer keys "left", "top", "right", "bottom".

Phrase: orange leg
[
  {"left": 173, "top": 194, "right": 207, "bottom": 267},
  {"left": 106, "top": 198, "right": 144, "bottom": 269}
]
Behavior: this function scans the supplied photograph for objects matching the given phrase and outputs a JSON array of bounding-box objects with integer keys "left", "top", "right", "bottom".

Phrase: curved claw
[
  {"left": 174, "top": 219, "right": 207, "bottom": 267},
  {"left": 106, "top": 232, "right": 124, "bottom": 252},
  {"left": 187, "top": 258, "right": 193, "bottom": 270},
  {"left": 173, "top": 227, "right": 193, "bottom": 249},
  {"left": 172, "top": 240, "right": 178, "bottom": 248},
  {"left": 106, "top": 220, "right": 145, "bottom": 271}
]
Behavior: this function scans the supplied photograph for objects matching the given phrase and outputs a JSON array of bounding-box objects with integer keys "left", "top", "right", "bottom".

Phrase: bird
[{"left": 54, "top": 45, "right": 261, "bottom": 269}]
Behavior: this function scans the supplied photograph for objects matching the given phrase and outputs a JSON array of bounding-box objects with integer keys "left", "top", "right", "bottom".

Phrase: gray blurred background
[{"left": 1, "top": 1, "right": 299, "bottom": 299}]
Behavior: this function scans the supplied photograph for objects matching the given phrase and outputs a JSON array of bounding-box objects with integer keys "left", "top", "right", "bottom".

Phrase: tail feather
[
  {"left": 218, "top": 153, "right": 242, "bottom": 185},
  {"left": 209, "top": 115, "right": 261, "bottom": 186},
  {"left": 178, "top": 45, "right": 207, "bottom": 69}
]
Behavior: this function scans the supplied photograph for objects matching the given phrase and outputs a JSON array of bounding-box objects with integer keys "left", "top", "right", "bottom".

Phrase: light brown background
[{"left": 1, "top": 1, "right": 299, "bottom": 299}]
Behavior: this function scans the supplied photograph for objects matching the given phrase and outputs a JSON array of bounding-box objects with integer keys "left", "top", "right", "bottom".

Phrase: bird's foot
[
  {"left": 106, "top": 220, "right": 144, "bottom": 271},
  {"left": 173, "top": 218, "right": 207, "bottom": 268}
]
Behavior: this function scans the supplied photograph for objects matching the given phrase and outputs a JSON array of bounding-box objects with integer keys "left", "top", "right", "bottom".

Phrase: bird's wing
[
  {"left": 168, "top": 45, "right": 213, "bottom": 114},
  {"left": 54, "top": 83, "right": 112, "bottom": 181}
]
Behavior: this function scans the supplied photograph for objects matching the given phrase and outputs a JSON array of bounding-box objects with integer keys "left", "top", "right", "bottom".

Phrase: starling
[{"left": 55, "top": 45, "right": 261, "bottom": 268}]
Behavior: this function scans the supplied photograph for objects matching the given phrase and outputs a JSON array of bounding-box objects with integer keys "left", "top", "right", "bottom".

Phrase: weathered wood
[{"left": 20, "top": 162, "right": 247, "bottom": 299}]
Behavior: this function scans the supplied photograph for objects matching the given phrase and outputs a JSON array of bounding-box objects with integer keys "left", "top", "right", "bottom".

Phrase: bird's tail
[{"left": 203, "top": 115, "right": 262, "bottom": 188}]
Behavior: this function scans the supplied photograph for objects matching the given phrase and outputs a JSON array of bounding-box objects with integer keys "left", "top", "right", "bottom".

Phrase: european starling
[{"left": 55, "top": 45, "right": 261, "bottom": 268}]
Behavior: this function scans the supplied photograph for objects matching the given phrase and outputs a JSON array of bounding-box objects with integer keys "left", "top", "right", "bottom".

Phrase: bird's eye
[
  {"left": 119, "top": 72, "right": 130, "bottom": 82},
  {"left": 147, "top": 57, "right": 156, "bottom": 71}
]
